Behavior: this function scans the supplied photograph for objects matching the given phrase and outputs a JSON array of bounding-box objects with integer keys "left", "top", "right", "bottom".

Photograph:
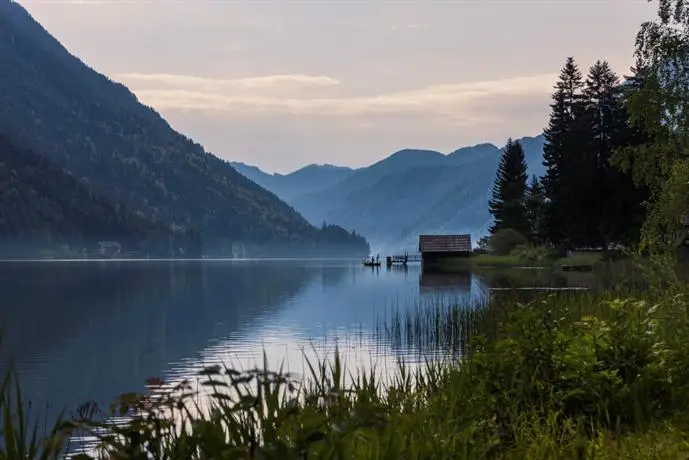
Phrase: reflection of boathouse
[{"left": 419, "top": 271, "right": 472, "bottom": 294}]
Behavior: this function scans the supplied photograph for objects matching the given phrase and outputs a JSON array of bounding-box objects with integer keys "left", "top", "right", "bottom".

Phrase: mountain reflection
[{"left": 0, "top": 260, "right": 317, "bottom": 422}]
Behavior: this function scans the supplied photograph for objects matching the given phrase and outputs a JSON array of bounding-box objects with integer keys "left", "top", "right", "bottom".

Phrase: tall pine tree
[
  {"left": 581, "top": 60, "right": 622, "bottom": 247},
  {"left": 542, "top": 57, "right": 585, "bottom": 248},
  {"left": 605, "top": 58, "right": 653, "bottom": 246},
  {"left": 489, "top": 138, "right": 529, "bottom": 236},
  {"left": 578, "top": 60, "right": 649, "bottom": 247}
]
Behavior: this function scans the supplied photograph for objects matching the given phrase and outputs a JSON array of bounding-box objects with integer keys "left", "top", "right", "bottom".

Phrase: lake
[{"left": 0, "top": 259, "right": 594, "bottom": 429}]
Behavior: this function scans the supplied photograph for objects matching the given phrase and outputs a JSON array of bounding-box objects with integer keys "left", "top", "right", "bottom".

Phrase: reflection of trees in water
[
  {"left": 474, "top": 268, "right": 569, "bottom": 289},
  {"left": 0, "top": 262, "right": 153, "bottom": 362},
  {"left": 0, "top": 261, "right": 322, "bottom": 425},
  {"left": 473, "top": 267, "right": 609, "bottom": 291}
]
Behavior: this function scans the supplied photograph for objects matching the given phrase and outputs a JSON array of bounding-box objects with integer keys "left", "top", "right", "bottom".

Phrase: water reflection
[
  {"left": 0, "top": 260, "right": 320, "bottom": 422},
  {"left": 473, "top": 267, "right": 601, "bottom": 290},
  {"left": 419, "top": 270, "right": 472, "bottom": 294},
  {"left": 0, "top": 260, "right": 596, "bottom": 431}
]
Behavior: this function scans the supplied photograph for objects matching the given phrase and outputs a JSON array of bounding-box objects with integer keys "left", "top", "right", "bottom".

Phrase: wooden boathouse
[{"left": 418, "top": 234, "right": 472, "bottom": 269}]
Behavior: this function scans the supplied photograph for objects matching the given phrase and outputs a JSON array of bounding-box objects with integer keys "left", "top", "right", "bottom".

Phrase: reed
[{"left": 374, "top": 296, "right": 493, "bottom": 359}]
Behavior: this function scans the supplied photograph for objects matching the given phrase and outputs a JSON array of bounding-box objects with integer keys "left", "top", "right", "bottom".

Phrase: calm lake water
[{"left": 0, "top": 259, "right": 594, "bottom": 428}]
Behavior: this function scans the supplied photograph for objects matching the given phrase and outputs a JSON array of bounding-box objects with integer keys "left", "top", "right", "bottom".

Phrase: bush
[
  {"left": 464, "top": 296, "right": 679, "bottom": 441},
  {"left": 489, "top": 229, "right": 528, "bottom": 255},
  {"left": 509, "top": 244, "right": 554, "bottom": 262}
]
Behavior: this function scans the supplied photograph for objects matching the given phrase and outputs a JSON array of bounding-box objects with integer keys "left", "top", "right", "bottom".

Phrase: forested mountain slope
[
  {"left": 0, "top": 135, "right": 197, "bottom": 257},
  {"left": 0, "top": 0, "right": 368, "bottom": 257}
]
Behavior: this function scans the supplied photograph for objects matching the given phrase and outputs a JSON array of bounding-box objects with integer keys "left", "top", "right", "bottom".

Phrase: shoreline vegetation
[
  {"left": 438, "top": 250, "right": 606, "bottom": 270},
  {"left": 4, "top": 257, "right": 689, "bottom": 459}
]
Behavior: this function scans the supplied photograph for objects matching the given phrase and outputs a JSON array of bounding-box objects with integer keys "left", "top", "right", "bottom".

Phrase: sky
[{"left": 18, "top": 0, "right": 657, "bottom": 174}]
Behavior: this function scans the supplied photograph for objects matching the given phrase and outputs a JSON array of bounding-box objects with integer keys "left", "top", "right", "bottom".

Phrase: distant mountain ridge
[
  {"left": 0, "top": 0, "right": 369, "bottom": 257},
  {"left": 232, "top": 135, "right": 546, "bottom": 251},
  {"left": 230, "top": 162, "right": 356, "bottom": 203}
]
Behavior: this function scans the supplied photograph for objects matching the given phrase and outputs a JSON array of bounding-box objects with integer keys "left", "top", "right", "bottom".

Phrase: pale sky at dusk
[{"left": 17, "top": 0, "right": 656, "bottom": 173}]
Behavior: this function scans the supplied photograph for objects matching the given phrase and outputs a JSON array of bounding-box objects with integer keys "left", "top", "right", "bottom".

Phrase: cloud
[
  {"left": 117, "top": 73, "right": 341, "bottom": 90},
  {"left": 118, "top": 71, "right": 558, "bottom": 119}
]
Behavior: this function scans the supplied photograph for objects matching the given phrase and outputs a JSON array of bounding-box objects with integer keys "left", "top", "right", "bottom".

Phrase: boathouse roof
[{"left": 418, "top": 234, "right": 472, "bottom": 253}]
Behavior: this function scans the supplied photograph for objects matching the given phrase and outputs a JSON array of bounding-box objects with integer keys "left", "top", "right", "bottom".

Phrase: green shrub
[
  {"left": 489, "top": 229, "right": 529, "bottom": 255},
  {"left": 509, "top": 244, "right": 554, "bottom": 262}
]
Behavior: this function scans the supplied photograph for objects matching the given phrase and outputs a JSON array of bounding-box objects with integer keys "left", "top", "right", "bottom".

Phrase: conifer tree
[
  {"left": 575, "top": 59, "right": 648, "bottom": 247},
  {"left": 542, "top": 57, "right": 585, "bottom": 247},
  {"left": 581, "top": 60, "right": 622, "bottom": 247},
  {"left": 489, "top": 138, "right": 529, "bottom": 236},
  {"left": 603, "top": 58, "right": 653, "bottom": 246},
  {"left": 525, "top": 175, "right": 546, "bottom": 245}
]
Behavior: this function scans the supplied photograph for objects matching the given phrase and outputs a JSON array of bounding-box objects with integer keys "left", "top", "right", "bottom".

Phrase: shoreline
[{"left": 436, "top": 253, "right": 607, "bottom": 271}]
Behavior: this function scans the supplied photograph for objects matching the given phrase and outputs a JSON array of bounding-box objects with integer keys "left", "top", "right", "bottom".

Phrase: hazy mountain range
[
  {"left": 232, "top": 134, "right": 546, "bottom": 252},
  {"left": 0, "top": 0, "right": 368, "bottom": 258}
]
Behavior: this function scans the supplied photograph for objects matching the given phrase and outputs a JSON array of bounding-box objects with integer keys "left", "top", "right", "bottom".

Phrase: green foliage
[
  {"left": 488, "top": 139, "right": 530, "bottom": 236},
  {"left": 475, "top": 235, "right": 491, "bottom": 254},
  {"left": 0, "top": 367, "right": 71, "bottom": 459},
  {"left": 469, "top": 297, "right": 672, "bottom": 434},
  {"left": 610, "top": 0, "right": 689, "bottom": 253},
  {"left": 509, "top": 244, "right": 553, "bottom": 262},
  {"left": 488, "top": 228, "right": 529, "bottom": 256}
]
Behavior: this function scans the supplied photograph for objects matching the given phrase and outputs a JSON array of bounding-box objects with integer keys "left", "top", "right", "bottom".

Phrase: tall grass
[
  {"left": 4, "top": 259, "right": 689, "bottom": 458},
  {"left": 0, "top": 367, "right": 71, "bottom": 459},
  {"left": 374, "top": 296, "right": 493, "bottom": 360}
]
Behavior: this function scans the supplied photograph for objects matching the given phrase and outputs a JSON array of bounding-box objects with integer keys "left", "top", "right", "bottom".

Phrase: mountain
[
  {"left": 0, "top": 134, "right": 198, "bottom": 258},
  {"left": 234, "top": 136, "right": 546, "bottom": 252},
  {"left": 0, "top": 0, "right": 369, "bottom": 258},
  {"left": 230, "top": 162, "right": 356, "bottom": 203}
]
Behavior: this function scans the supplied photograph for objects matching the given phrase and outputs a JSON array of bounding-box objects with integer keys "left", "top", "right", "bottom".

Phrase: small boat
[
  {"left": 363, "top": 261, "right": 381, "bottom": 267},
  {"left": 363, "top": 255, "right": 381, "bottom": 267}
]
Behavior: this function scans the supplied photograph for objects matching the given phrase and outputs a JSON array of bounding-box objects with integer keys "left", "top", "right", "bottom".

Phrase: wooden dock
[{"left": 386, "top": 254, "right": 421, "bottom": 267}]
